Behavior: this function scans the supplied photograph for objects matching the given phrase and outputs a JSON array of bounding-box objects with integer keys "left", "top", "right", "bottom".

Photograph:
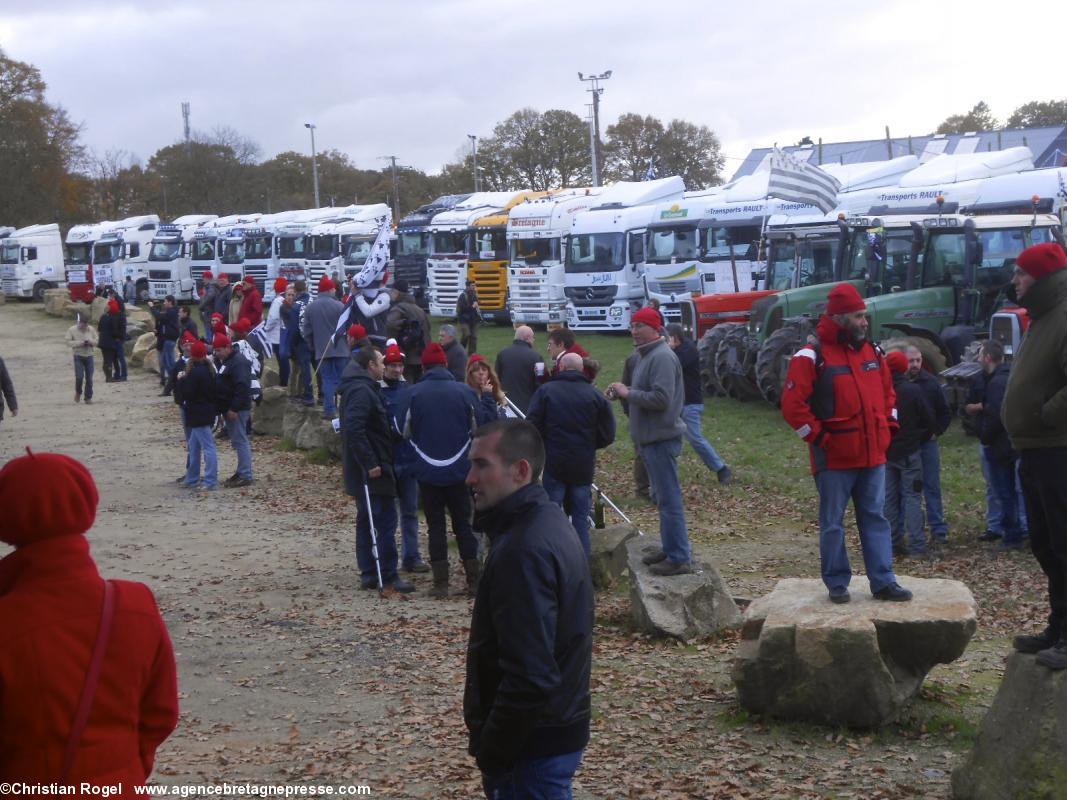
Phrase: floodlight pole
[{"left": 578, "top": 70, "right": 611, "bottom": 186}]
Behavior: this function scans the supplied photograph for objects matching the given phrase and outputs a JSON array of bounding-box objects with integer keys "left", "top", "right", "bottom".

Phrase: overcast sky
[{"left": 2, "top": 1, "right": 1064, "bottom": 183}]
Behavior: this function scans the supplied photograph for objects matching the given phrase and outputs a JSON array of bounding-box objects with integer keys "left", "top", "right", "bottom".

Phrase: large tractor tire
[
  {"left": 698, "top": 325, "right": 731, "bottom": 397},
  {"left": 714, "top": 323, "right": 763, "bottom": 401},
  {"left": 755, "top": 318, "right": 815, "bottom": 407},
  {"left": 881, "top": 336, "right": 947, "bottom": 374}
]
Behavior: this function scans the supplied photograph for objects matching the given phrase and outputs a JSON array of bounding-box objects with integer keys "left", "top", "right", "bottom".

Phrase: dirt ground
[{"left": 0, "top": 301, "right": 1036, "bottom": 798}]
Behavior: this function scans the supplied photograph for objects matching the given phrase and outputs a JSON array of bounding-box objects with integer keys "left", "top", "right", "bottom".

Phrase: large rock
[
  {"left": 952, "top": 652, "right": 1067, "bottom": 799},
  {"left": 143, "top": 349, "right": 159, "bottom": 375},
  {"left": 89, "top": 296, "right": 109, "bottom": 323},
  {"left": 590, "top": 524, "right": 639, "bottom": 590},
  {"left": 130, "top": 332, "right": 156, "bottom": 367},
  {"left": 43, "top": 288, "right": 70, "bottom": 317},
  {"left": 125, "top": 307, "right": 152, "bottom": 326},
  {"left": 252, "top": 387, "right": 288, "bottom": 436},
  {"left": 262, "top": 361, "right": 280, "bottom": 388},
  {"left": 732, "top": 577, "right": 976, "bottom": 728},
  {"left": 626, "top": 537, "right": 742, "bottom": 641},
  {"left": 282, "top": 403, "right": 341, "bottom": 459}
]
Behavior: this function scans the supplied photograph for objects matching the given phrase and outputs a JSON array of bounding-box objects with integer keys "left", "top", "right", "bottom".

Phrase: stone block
[
  {"left": 130, "top": 332, "right": 156, "bottom": 367},
  {"left": 732, "top": 577, "right": 977, "bottom": 728},
  {"left": 627, "top": 537, "right": 741, "bottom": 642},
  {"left": 43, "top": 288, "right": 70, "bottom": 316},
  {"left": 262, "top": 361, "right": 280, "bottom": 388},
  {"left": 590, "top": 524, "right": 639, "bottom": 590},
  {"left": 143, "top": 349, "right": 159, "bottom": 375},
  {"left": 252, "top": 387, "right": 288, "bottom": 437}
]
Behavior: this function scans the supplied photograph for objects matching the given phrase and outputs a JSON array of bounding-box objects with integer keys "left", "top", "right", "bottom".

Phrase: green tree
[
  {"left": 935, "top": 101, "right": 999, "bottom": 135},
  {"left": 603, "top": 113, "right": 665, "bottom": 182},
  {"left": 1006, "top": 99, "right": 1067, "bottom": 129},
  {"left": 603, "top": 113, "right": 723, "bottom": 188}
]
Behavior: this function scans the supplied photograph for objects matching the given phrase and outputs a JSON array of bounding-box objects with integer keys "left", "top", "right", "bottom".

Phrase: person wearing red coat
[
  {"left": 781, "top": 283, "right": 912, "bottom": 605},
  {"left": 0, "top": 450, "right": 179, "bottom": 789},
  {"left": 238, "top": 278, "right": 264, "bottom": 327}
]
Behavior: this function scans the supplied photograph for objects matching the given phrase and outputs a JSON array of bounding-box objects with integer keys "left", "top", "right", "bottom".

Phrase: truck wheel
[
  {"left": 756, "top": 319, "right": 814, "bottom": 407},
  {"left": 698, "top": 325, "right": 731, "bottom": 397},
  {"left": 714, "top": 323, "right": 763, "bottom": 401},
  {"left": 32, "top": 281, "right": 51, "bottom": 303}
]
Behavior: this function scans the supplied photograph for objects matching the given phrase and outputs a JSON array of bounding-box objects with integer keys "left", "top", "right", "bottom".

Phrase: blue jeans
[
  {"left": 980, "top": 445, "right": 1003, "bottom": 534},
  {"left": 682, "top": 404, "right": 726, "bottom": 473},
  {"left": 885, "top": 452, "right": 925, "bottom": 554},
  {"left": 159, "top": 339, "right": 177, "bottom": 385},
  {"left": 73, "top": 355, "right": 94, "bottom": 400},
  {"left": 318, "top": 356, "right": 347, "bottom": 416},
  {"left": 225, "top": 410, "right": 253, "bottom": 480},
  {"left": 482, "top": 750, "right": 583, "bottom": 800},
  {"left": 185, "top": 425, "right": 219, "bottom": 488},
  {"left": 396, "top": 468, "right": 423, "bottom": 567},
  {"left": 919, "top": 439, "right": 947, "bottom": 537},
  {"left": 355, "top": 489, "right": 399, "bottom": 584},
  {"left": 639, "top": 437, "right": 691, "bottom": 565},
  {"left": 542, "top": 471, "right": 593, "bottom": 558},
  {"left": 114, "top": 343, "right": 128, "bottom": 379},
  {"left": 988, "top": 456, "right": 1024, "bottom": 544},
  {"left": 293, "top": 340, "right": 314, "bottom": 401},
  {"left": 814, "top": 465, "right": 898, "bottom": 593}
]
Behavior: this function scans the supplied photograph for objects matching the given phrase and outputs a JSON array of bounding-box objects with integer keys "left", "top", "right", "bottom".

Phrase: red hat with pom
[
  {"left": 384, "top": 344, "right": 405, "bottom": 364},
  {"left": 0, "top": 448, "right": 98, "bottom": 546}
]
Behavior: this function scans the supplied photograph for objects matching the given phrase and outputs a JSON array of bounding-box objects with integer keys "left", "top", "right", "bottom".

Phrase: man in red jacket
[
  {"left": 238, "top": 277, "right": 264, "bottom": 327},
  {"left": 781, "top": 283, "right": 912, "bottom": 604},
  {"left": 0, "top": 450, "right": 179, "bottom": 789}
]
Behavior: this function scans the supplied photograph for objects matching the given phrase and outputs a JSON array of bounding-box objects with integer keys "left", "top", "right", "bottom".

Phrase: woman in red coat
[{"left": 0, "top": 449, "right": 179, "bottom": 789}]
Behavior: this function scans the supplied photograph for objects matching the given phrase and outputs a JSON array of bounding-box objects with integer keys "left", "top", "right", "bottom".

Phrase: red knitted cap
[
  {"left": 1017, "top": 243, "right": 1067, "bottom": 280},
  {"left": 886, "top": 351, "right": 909, "bottom": 374},
  {"left": 318, "top": 277, "right": 335, "bottom": 294},
  {"left": 826, "top": 283, "right": 866, "bottom": 315},
  {"left": 273, "top": 277, "right": 288, "bottom": 294},
  {"left": 347, "top": 323, "right": 367, "bottom": 341},
  {"left": 0, "top": 449, "right": 98, "bottom": 546},
  {"left": 384, "top": 344, "right": 405, "bottom": 364},
  {"left": 212, "top": 334, "right": 232, "bottom": 349},
  {"left": 422, "top": 342, "right": 447, "bottom": 367},
  {"left": 190, "top": 341, "right": 208, "bottom": 359},
  {"left": 631, "top": 306, "right": 662, "bottom": 329}
]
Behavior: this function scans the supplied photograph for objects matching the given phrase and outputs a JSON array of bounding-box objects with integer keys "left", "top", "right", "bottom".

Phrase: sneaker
[
  {"left": 641, "top": 549, "right": 668, "bottom": 566},
  {"left": 386, "top": 578, "right": 416, "bottom": 594},
  {"left": 1036, "top": 640, "right": 1067, "bottom": 670},
  {"left": 84, "top": 398, "right": 92, "bottom": 405},
  {"left": 872, "top": 582, "right": 913, "bottom": 602},
  {"left": 175, "top": 475, "right": 187, "bottom": 484},
  {"left": 199, "top": 484, "right": 219, "bottom": 492},
  {"left": 977, "top": 530, "right": 1002, "bottom": 542},
  {"left": 1014, "top": 626, "right": 1060, "bottom": 654},
  {"left": 227, "top": 477, "right": 253, "bottom": 488},
  {"left": 404, "top": 561, "right": 431, "bottom": 574},
  {"left": 717, "top": 466, "right": 733, "bottom": 486},
  {"left": 828, "top": 586, "right": 851, "bottom": 604},
  {"left": 360, "top": 577, "right": 379, "bottom": 591},
  {"left": 648, "top": 559, "right": 694, "bottom": 577},
  {"left": 179, "top": 481, "right": 199, "bottom": 489}
]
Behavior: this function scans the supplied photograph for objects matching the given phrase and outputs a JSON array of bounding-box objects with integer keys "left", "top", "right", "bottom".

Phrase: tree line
[{"left": 935, "top": 100, "right": 1067, "bottom": 135}]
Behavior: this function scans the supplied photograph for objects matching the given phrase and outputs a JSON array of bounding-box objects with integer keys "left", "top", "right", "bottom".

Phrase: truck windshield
[
  {"left": 66, "top": 243, "right": 92, "bottom": 265},
  {"left": 646, "top": 226, "right": 699, "bottom": 264},
  {"left": 765, "top": 242, "right": 795, "bottom": 290},
  {"left": 923, "top": 226, "right": 1055, "bottom": 289},
  {"left": 796, "top": 237, "right": 840, "bottom": 288},
  {"left": 565, "top": 233, "right": 625, "bottom": 273},
  {"left": 246, "top": 236, "right": 272, "bottom": 259},
  {"left": 93, "top": 243, "right": 122, "bottom": 265},
  {"left": 431, "top": 231, "right": 467, "bottom": 255},
  {"left": 469, "top": 230, "right": 508, "bottom": 261},
  {"left": 307, "top": 235, "right": 338, "bottom": 261},
  {"left": 510, "top": 237, "right": 560, "bottom": 266},
  {"left": 149, "top": 241, "right": 182, "bottom": 261},
  {"left": 1, "top": 242, "right": 20, "bottom": 264},
  {"left": 191, "top": 240, "right": 215, "bottom": 261},
  {"left": 848, "top": 228, "right": 919, "bottom": 290},
  {"left": 703, "top": 225, "right": 761, "bottom": 261},
  {"left": 397, "top": 231, "right": 429, "bottom": 257},
  {"left": 278, "top": 236, "right": 306, "bottom": 258},
  {"left": 343, "top": 238, "right": 373, "bottom": 265},
  {"left": 219, "top": 241, "right": 245, "bottom": 264}
]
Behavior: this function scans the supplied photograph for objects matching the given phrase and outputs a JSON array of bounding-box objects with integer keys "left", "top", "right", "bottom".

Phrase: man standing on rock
[
  {"left": 464, "top": 419, "right": 593, "bottom": 798},
  {"left": 1002, "top": 242, "right": 1067, "bottom": 670},
  {"left": 781, "top": 283, "right": 912, "bottom": 604},
  {"left": 212, "top": 334, "right": 253, "bottom": 488},
  {"left": 494, "top": 325, "right": 543, "bottom": 415},
  {"left": 66, "top": 315, "right": 98, "bottom": 404},
  {"left": 606, "top": 306, "right": 694, "bottom": 576}
]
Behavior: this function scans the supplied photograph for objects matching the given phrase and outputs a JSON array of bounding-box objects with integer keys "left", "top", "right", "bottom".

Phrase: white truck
[
  {"left": 65, "top": 222, "right": 112, "bottom": 303},
  {"left": 147, "top": 214, "right": 218, "bottom": 302},
  {"left": 425, "top": 192, "right": 521, "bottom": 317},
  {"left": 305, "top": 204, "right": 392, "bottom": 292},
  {"left": 187, "top": 214, "right": 262, "bottom": 292},
  {"left": 563, "top": 177, "right": 686, "bottom": 331},
  {"left": 1, "top": 223, "right": 66, "bottom": 301},
  {"left": 505, "top": 188, "right": 604, "bottom": 326},
  {"left": 335, "top": 207, "right": 394, "bottom": 284},
  {"left": 91, "top": 215, "right": 160, "bottom": 299}
]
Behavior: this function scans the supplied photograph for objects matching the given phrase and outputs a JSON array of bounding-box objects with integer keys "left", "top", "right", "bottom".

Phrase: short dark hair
[
  {"left": 980, "top": 339, "right": 1005, "bottom": 363},
  {"left": 165, "top": 294, "right": 175, "bottom": 304},
  {"left": 355, "top": 347, "right": 382, "bottom": 369},
  {"left": 548, "top": 328, "right": 575, "bottom": 348},
  {"left": 473, "top": 419, "right": 545, "bottom": 483},
  {"left": 666, "top": 323, "right": 686, "bottom": 342},
  {"left": 294, "top": 280, "right": 307, "bottom": 293}
]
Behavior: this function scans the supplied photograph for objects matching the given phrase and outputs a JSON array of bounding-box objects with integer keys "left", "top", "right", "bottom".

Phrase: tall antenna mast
[{"left": 181, "top": 102, "right": 191, "bottom": 152}]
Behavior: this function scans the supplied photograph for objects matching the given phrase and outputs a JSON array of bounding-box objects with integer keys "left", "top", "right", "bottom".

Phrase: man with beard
[{"left": 781, "top": 283, "right": 911, "bottom": 604}]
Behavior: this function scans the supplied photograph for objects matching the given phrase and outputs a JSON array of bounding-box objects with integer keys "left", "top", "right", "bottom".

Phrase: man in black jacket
[
  {"left": 906, "top": 345, "right": 952, "bottom": 542},
  {"left": 150, "top": 295, "right": 181, "bottom": 395},
  {"left": 526, "top": 352, "right": 615, "bottom": 557},
  {"left": 97, "top": 298, "right": 126, "bottom": 383},
  {"left": 464, "top": 419, "right": 593, "bottom": 798},
  {"left": 884, "top": 351, "right": 934, "bottom": 557},
  {"left": 667, "top": 324, "right": 732, "bottom": 485},
  {"left": 338, "top": 347, "right": 414, "bottom": 593},
  {"left": 455, "top": 279, "right": 480, "bottom": 354},
  {"left": 0, "top": 354, "right": 17, "bottom": 425},
  {"left": 213, "top": 334, "right": 254, "bottom": 488},
  {"left": 494, "top": 325, "right": 544, "bottom": 414},
  {"left": 176, "top": 341, "right": 219, "bottom": 489}
]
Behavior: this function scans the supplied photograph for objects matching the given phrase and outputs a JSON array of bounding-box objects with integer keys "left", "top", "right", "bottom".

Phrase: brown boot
[
  {"left": 463, "top": 558, "right": 481, "bottom": 598},
  {"left": 428, "top": 561, "right": 449, "bottom": 599}
]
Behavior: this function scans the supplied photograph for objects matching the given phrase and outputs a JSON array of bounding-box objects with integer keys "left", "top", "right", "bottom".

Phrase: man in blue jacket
[
  {"left": 526, "top": 352, "right": 615, "bottom": 557},
  {"left": 176, "top": 341, "right": 219, "bottom": 490},
  {"left": 464, "top": 419, "right": 593, "bottom": 798},
  {"left": 213, "top": 334, "right": 253, "bottom": 488}
]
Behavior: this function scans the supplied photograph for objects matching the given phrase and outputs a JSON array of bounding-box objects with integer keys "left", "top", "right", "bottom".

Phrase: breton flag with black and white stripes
[{"left": 766, "top": 148, "right": 841, "bottom": 214}]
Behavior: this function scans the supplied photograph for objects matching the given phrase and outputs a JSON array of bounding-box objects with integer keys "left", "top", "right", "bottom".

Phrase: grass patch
[
  {"left": 277, "top": 438, "right": 297, "bottom": 452},
  {"left": 305, "top": 447, "right": 332, "bottom": 465}
]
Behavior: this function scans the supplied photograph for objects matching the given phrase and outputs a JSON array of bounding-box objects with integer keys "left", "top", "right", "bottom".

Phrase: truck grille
[
  {"left": 564, "top": 285, "right": 618, "bottom": 306},
  {"left": 244, "top": 264, "right": 268, "bottom": 295},
  {"left": 470, "top": 266, "right": 506, "bottom": 308},
  {"left": 2, "top": 279, "right": 19, "bottom": 296},
  {"left": 148, "top": 270, "right": 170, "bottom": 280},
  {"left": 648, "top": 279, "right": 693, "bottom": 295}
]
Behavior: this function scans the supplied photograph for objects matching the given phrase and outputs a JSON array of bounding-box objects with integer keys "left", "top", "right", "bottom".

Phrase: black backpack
[{"left": 397, "top": 315, "right": 425, "bottom": 354}]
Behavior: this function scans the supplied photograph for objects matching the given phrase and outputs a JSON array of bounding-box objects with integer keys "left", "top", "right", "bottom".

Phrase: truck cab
[
  {"left": 147, "top": 214, "right": 218, "bottom": 302},
  {"left": 506, "top": 187, "right": 603, "bottom": 327},
  {"left": 563, "top": 177, "right": 686, "bottom": 331},
  {"left": 1, "top": 223, "right": 66, "bottom": 301},
  {"left": 91, "top": 215, "right": 160, "bottom": 299},
  {"left": 395, "top": 194, "right": 471, "bottom": 309},
  {"left": 187, "top": 214, "right": 261, "bottom": 293},
  {"left": 306, "top": 204, "right": 391, "bottom": 292},
  {"left": 337, "top": 208, "right": 393, "bottom": 285}
]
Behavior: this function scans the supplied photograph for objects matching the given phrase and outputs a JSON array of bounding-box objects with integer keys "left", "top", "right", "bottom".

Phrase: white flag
[
  {"left": 766, "top": 148, "right": 841, "bottom": 214},
  {"left": 353, "top": 216, "right": 392, "bottom": 289}
]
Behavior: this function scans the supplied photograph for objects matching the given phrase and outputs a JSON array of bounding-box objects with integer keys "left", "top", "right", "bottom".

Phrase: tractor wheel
[
  {"left": 714, "top": 323, "right": 763, "bottom": 402},
  {"left": 755, "top": 318, "right": 815, "bottom": 407},
  {"left": 698, "top": 325, "right": 731, "bottom": 397},
  {"left": 882, "top": 336, "right": 948, "bottom": 374}
]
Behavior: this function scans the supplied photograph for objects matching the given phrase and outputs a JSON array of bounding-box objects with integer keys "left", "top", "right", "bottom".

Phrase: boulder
[
  {"left": 262, "top": 361, "right": 280, "bottom": 388},
  {"left": 67, "top": 301, "right": 91, "bottom": 322},
  {"left": 125, "top": 307, "right": 152, "bottom": 326},
  {"left": 294, "top": 414, "right": 341, "bottom": 459},
  {"left": 89, "top": 296, "right": 109, "bottom": 324},
  {"left": 951, "top": 652, "right": 1067, "bottom": 799},
  {"left": 590, "top": 524, "right": 639, "bottom": 590},
  {"left": 282, "top": 403, "right": 313, "bottom": 444},
  {"left": 732, "top": 577, "right": 976, "bottom": 728},
  {"left": 252, "top": 387, "right": 288, "bottom": 436},
  {"left": 143, "top": 349, "right": 159, "bottom": 375},
  {"left": 130, "top": 332, "right": 156, "bottom": 367},
  {"left": 43, "top": 288, "right": 70, "bottom": 317},
  {"left": 626, "top": 537, "right": 742, "bottom": 641}
]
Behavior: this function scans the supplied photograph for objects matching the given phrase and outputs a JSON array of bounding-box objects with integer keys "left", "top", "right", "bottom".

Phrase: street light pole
[
  {"left": 304, "top": 122, "right": 320, "bottom": 207},
  {"left": 578, "top": 70, "right": 611, "bottom": 187},
  {"left": 467, "top": 134, "right": 479, "bottom": 192}
]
